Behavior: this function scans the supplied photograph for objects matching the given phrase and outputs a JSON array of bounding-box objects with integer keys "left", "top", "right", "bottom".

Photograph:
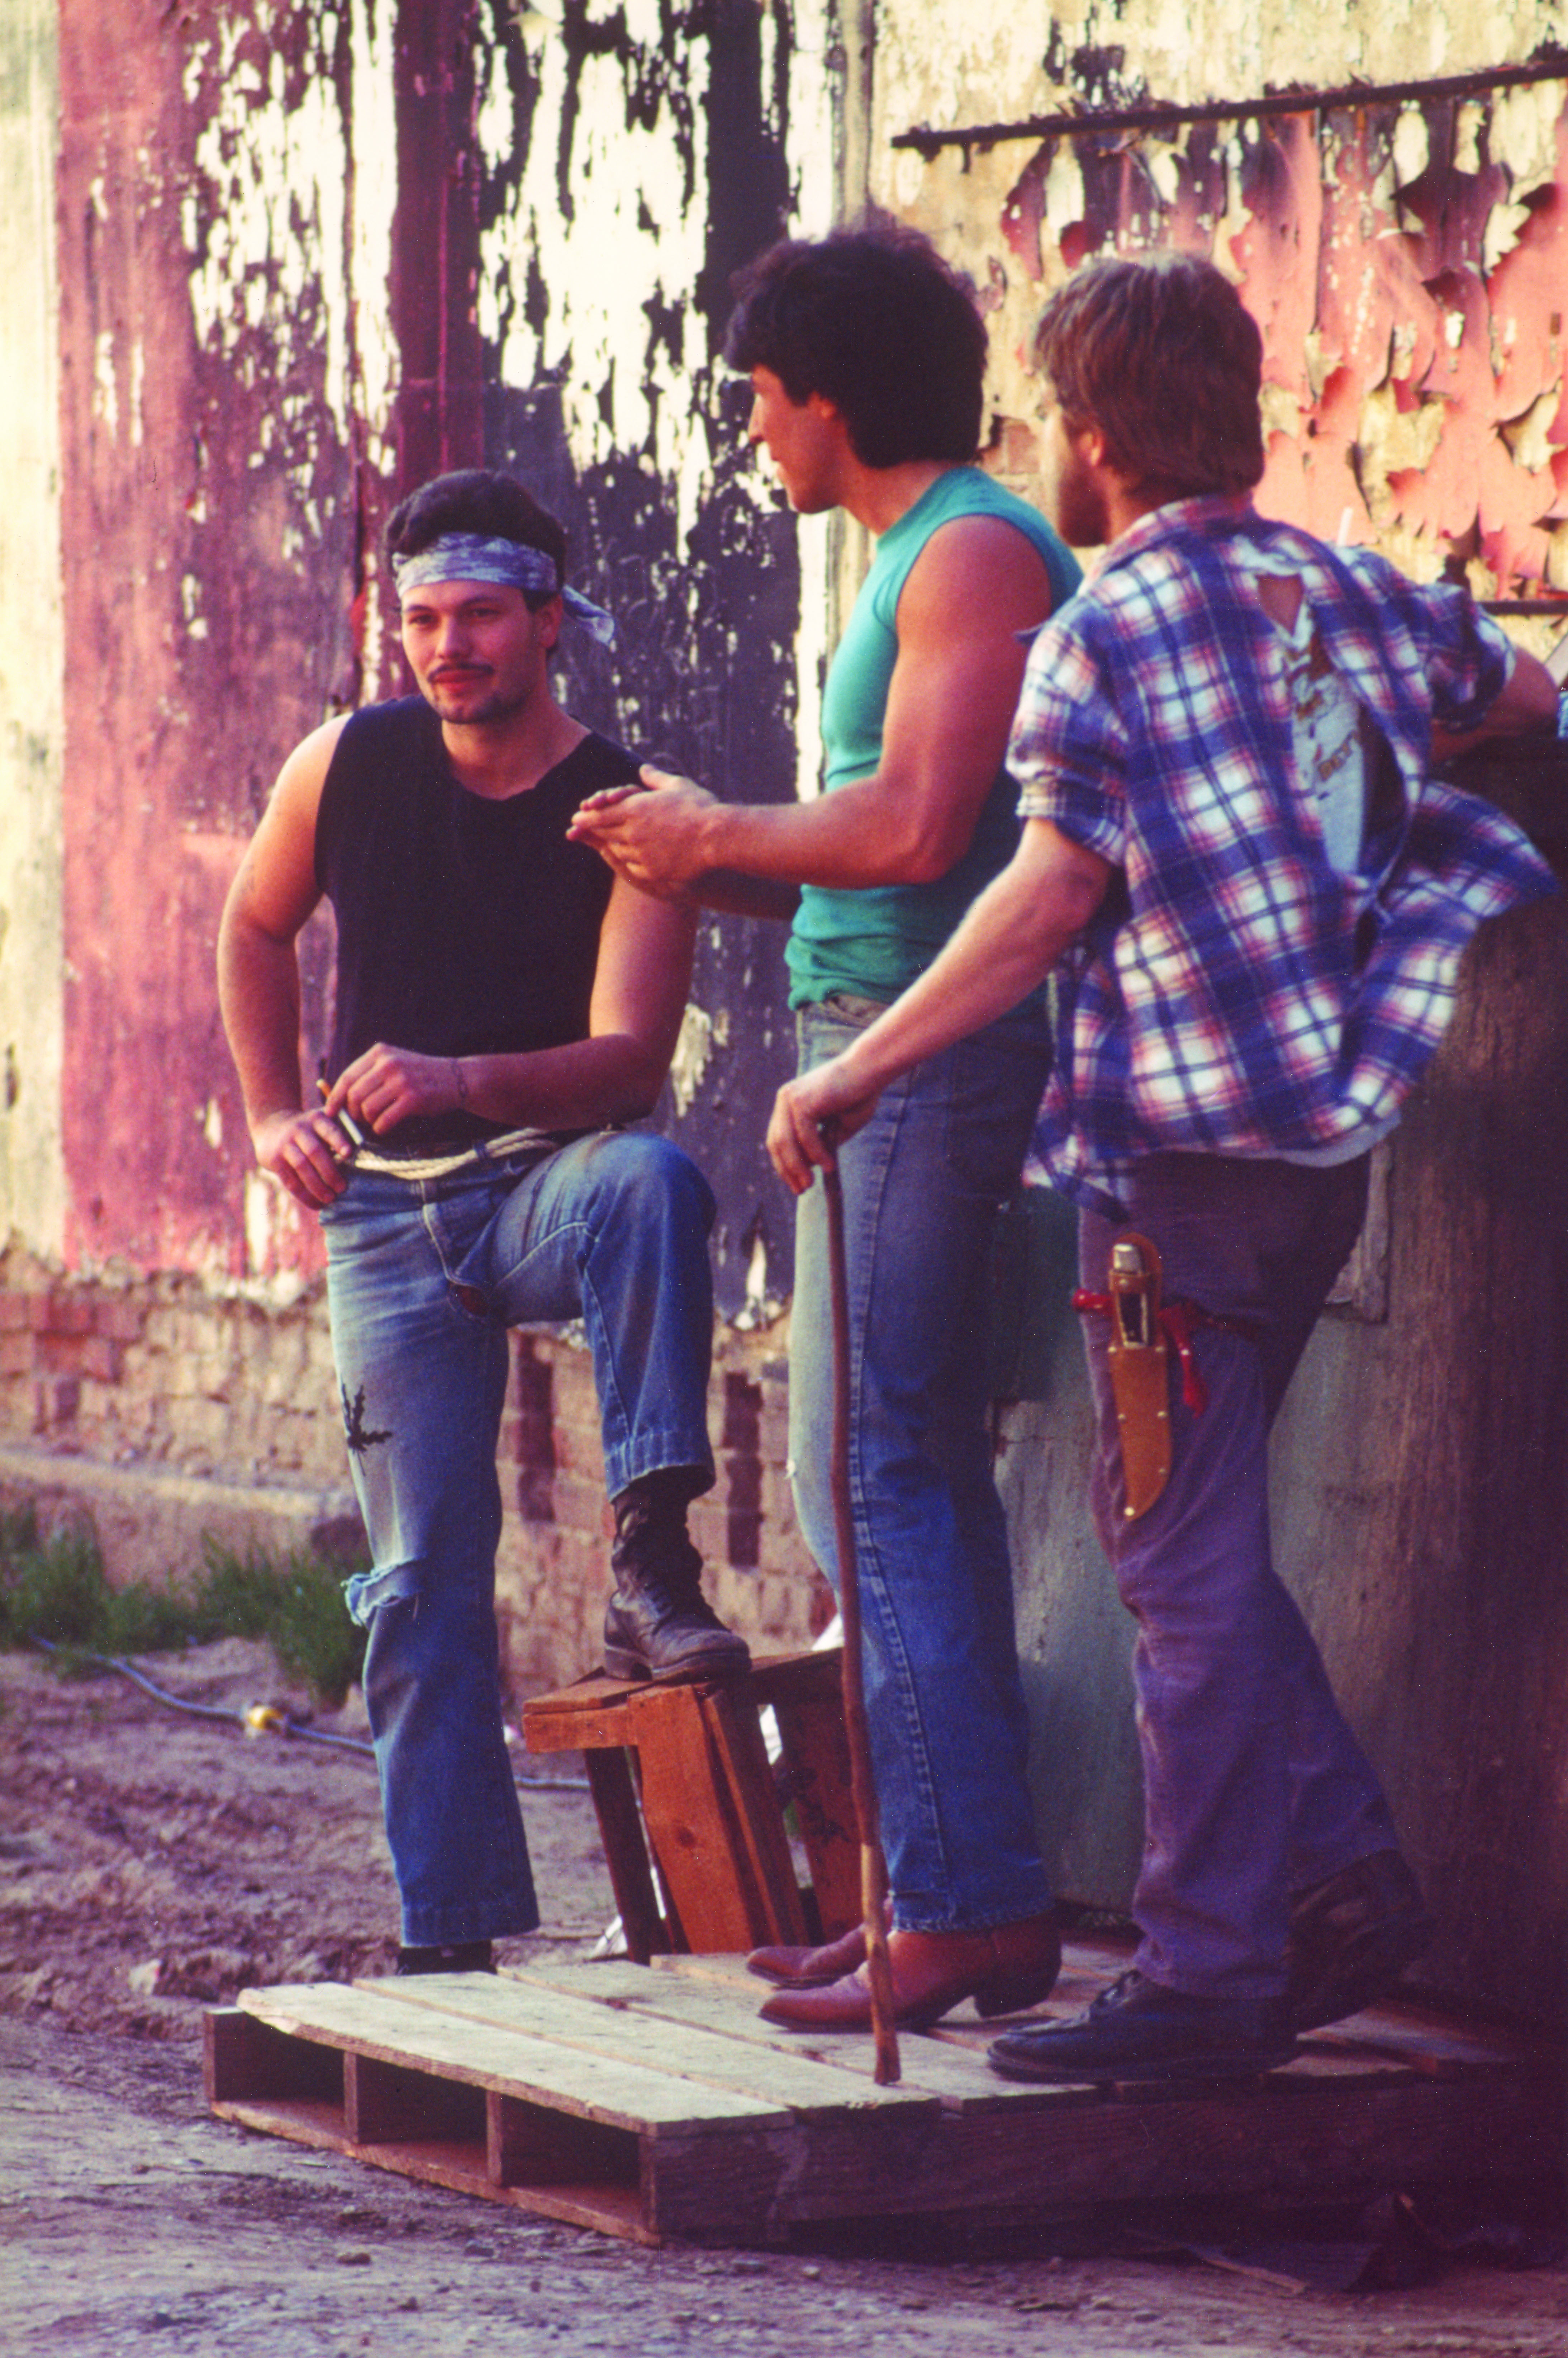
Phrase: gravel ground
[{"left": 2, "top": 1640, "right": 1564, "bottom": 2355}]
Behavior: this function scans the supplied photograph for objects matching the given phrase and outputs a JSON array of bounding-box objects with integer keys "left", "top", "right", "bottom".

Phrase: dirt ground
[{"left": 3, "top": 1639, "right": 1565, "bottom": 2357}]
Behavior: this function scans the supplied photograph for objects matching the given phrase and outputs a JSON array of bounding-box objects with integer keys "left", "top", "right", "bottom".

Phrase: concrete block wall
[{"left": 0, "top": 1244, "right": 831, "bottom": 1697}]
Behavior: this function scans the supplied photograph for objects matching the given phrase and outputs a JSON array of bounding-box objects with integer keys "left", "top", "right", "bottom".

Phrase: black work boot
[
  {"left": 395, "top": 1940, "right": 495, "bottom": 1975},
  {"left": 603, "top": 1472, "right": 750, "bottom": 1683}
]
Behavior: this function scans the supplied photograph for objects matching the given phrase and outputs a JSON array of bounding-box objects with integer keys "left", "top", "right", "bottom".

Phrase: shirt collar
[{"left": 1100, "top": 494, "right": 1258, "bottom": 570}]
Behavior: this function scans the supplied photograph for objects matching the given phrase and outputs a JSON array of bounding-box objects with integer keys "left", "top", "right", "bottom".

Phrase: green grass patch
[{"left": 0, "top": 1507, "right": 368, "bottom": 1704}]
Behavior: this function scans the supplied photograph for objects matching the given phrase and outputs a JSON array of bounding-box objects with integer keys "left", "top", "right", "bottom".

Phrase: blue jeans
[
  {"left": 788, "top": 995, "right": 1055, "bottom": 1933},
  {"left": 1079, "top": 1152, "right": 1400, "bottom": 1998},
  {"left": 320, "top": 1130, "right": 717, "bottom": 1946}
]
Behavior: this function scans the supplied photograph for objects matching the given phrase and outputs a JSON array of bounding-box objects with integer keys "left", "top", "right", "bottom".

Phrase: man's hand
[
  {"left": 766, "top": 1062, "right": 881, "bottom": 1195},
  {"left": 568, "top": 765, "right": 718, "bottom": 896},
  {"left": 327, "top": 1044, "right": 460, "bottom": 1137},
  {"left": 253, "top": 1108, "right": 356, "bottom": 1209}
]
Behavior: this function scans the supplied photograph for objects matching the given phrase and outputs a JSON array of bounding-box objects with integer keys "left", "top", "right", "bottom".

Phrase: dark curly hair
[
  {"left": 724, "top": 225, "right": 987, "bottom": 468},
  {"left": 1034, "top": 253, "right": 1265, "bottom": 499},
  {"left": 386, "top": 470, "right": 567, "bottom": 606}
]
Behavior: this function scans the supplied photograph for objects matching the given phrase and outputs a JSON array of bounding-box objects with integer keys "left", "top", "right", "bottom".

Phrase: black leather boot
[
  {"left": 395, "top": 1939, "right": 495, "bottom": 1975},
  {"left": 603, "top": 1472, "right": 750, "bottom": 1682}
]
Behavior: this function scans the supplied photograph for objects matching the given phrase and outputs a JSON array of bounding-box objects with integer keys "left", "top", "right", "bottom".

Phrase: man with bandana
[{"left": 218, "top": 469, "right": 746, "bottom": 1974}]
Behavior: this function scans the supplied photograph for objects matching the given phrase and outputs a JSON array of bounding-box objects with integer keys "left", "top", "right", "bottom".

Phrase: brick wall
[
  {"left": 493, "top": 1329, "right": 831, "bottom": 1693},
  {"left": 0, "top": 1245, "right": 831, "bottom": 1695}
]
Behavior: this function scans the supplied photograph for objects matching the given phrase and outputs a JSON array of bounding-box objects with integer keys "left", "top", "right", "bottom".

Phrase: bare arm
[
  {"left": 766, "top": 819, "right": 1110, "bottom": 1193},
  {"left": 218, "top": 718, "right": 352, "bottom": 1208},
  {"left": 324, "top": 877, "right": 696, "bottom": 1139},
  {"left": 220, "top": 723, "right": 697, "bottom": 1204},
  {"left": 568, "top": 516, "right": 1057, "bottom": 896},
  {"left": 563, "top": 789, "right": 800, "bottom": 918}
]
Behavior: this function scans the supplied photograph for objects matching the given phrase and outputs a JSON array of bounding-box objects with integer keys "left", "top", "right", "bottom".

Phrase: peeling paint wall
[
  {"left": 28, "top": 2, "right": 850, "bottom": 1315},
  {"left": 0, "top": 0, "right": 67, "bottom": 1260},
  {"left": 469, "top": 0, "right": 847, "bottom": 1309},
  {"left": 18, "top": 2, "right": 1568, "bottom": 1302},
  {"left": 54, "top": 0, "right": 400, "bottom": 1291},
  {"left": 874, "top": 4, "right": 1568, "bottom": 612}
]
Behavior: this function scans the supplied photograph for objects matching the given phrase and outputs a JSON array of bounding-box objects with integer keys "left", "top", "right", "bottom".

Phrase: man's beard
[{"left": 426, "top": 673, "right": 529, "bottom": 725}]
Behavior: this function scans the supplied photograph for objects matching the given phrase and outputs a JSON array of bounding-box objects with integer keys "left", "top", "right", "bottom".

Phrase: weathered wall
[
  {"left": 0, "top": 1240, "right": 828, "bottom": 1691},
  {"left": 466, "top": 0, "right": 850, "bottom": 1311},
  {"left": 875, "top": 5, "right": 1568, "bottom": 611},
  {"left": 42, "top": 0, "right": 843, "bottom": 1316},
  {"left": 54, "top": 0, "right": 401, "bottom": 1293},
  {"left": 1, "top": 0, "right": 842, "bottom": 1684},
  {"left": 0, "top": 0, "right": 67, "bottom": 1264},
  {"left": 868, "top": 4, "right": 1568, "bottom": 2019}
]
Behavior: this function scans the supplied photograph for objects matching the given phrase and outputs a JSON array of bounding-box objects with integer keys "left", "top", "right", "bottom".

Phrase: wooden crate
[
  {"left": 204, "top": 1941, "right": 1563, "bottom": 2247},
  {"left": 521, "top": 1651, "right": 860, "bottom": 1964}
]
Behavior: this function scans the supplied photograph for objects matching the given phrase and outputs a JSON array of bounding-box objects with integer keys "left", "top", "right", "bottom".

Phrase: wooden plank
[
  {"left": 933, "top": 2072, "right": 1564, "bottom": 2215},
  {"left": 770, "top": 1682, "right": 860, "bottom": 1941},
  {"left": 697, "top": 1681, "right": 810, "bottom": 1946},
  {"left": 642, "top": 2108, "right": 952, "bottom": 2238},
  {"left": 205, "top": 2004, "right": 345, "bottom": 2108},
  {"left": 212, "top": 2096, "right": 366, "bottom": 2153},
  {"left": 214, "top": 2093, "right": 659, "bottom": 2244},
  {"left": 346, "top": 2050, "right": 487, "bottom": 2146},
  {"left": 631, "top": 1683, "right": 776, "bottom": 1954},
  {"left": 583, "top": 1748, "right": 668, "bottom": 1964},
  {"left": 1302, "top": 2006, "right": 1545, "bottom": 2075},
  {"left": 505, "top": 1957, "right": 1056, "bottom": 2113},
  {"left": 239, "top": 1981, "right": 787, "bottom": 2133},
  {"left": 374, "top": 1966, "right": 937, "bottom": 2116},
  {"left": 523, "top": 1701, "right": 636, "bottom": 1755},
  {"left": 522, "top": 1671, "right": 640, "bottom": 1753}
]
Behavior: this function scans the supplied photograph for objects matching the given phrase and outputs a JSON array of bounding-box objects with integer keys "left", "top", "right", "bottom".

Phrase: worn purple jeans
[{"left": 1078, "top": 1151, "right": 1400, "bottom": 1998}]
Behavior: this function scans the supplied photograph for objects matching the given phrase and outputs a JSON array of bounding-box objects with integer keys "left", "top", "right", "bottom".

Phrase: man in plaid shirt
[{"left": 767, "top": 252, "right": 1558, "bottom": 2084}]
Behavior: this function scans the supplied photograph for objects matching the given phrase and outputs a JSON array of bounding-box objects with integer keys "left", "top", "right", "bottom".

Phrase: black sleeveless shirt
[{"left": 314, "top": 698, "right": 639, "bottom": 1144}]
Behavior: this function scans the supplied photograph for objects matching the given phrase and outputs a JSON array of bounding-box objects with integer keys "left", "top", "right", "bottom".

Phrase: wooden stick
[{"left": 822, "top": 1159, "right": 900, "bottom": 2085}]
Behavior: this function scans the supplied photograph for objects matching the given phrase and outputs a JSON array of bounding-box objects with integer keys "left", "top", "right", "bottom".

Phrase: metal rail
[{"left": 894, "top": 52, "right": 1568, "bottom": 160}]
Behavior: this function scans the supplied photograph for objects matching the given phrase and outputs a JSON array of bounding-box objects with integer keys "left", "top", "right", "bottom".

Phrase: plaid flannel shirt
[{"left": 1012, "top": 498, "right": 1556, "bottom": 1212}]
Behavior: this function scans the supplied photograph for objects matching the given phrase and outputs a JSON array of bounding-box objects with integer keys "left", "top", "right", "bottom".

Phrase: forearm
[
  {"left": 217, "top": 915, "right": 308, "bottom": 1137},
  {"left": 452, "top": 1034, "right": 672, "bottom": 1133},
  {"left": 694, "top": 775, "right": 968, "bottom": 890},
  {"left": 766, "top": 825, "right": 1107, "bottom": 1194}
]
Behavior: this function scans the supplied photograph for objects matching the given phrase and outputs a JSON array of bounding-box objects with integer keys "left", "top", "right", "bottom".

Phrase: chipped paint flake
[
  {"left": 92, "top": 331, "right": 118, "bottom": 436},
  {"left": 1502, "top": 386, "right": 1567, "bottom": 474},
  {"left": 669, "top": 1001, "right": 714, "bottom": 1117},
  {"left": 1391, "top": 107, "right": 1429, "bottom": 189},
  {"left": 914, "top": 32, "right": 1567, "bottom": 602}
]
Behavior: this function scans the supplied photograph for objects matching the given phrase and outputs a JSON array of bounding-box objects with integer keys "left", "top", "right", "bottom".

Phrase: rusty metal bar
[{"left": 893, "top": 53, "right": 1568, "bottom": 160}]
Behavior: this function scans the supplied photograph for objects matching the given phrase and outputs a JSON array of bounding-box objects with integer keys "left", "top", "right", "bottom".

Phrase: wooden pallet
[{"left": 205, "top": 1941, "right": 1562, "bottom": 2247}]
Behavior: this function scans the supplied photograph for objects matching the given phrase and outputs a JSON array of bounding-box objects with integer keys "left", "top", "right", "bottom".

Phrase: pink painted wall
[{"left": 56, "top": 2, "right": 361, "bottom": 1280}]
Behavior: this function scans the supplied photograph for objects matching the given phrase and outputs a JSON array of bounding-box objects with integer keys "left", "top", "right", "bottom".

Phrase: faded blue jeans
[
  {"left": 789, "top": 994, "right": 1056, "bottom": 1933},
  {"left": 320, "top": 1130, "right": 717, "bottom": 1947},
  {"left": 1079, "top": 1151, "right": 1400, "bottom": 1998}
]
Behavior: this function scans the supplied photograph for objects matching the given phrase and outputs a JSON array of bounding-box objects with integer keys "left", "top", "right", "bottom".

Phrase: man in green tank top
[{"left": 572, "top": 227, "right": 1079, "bottom": 2032}]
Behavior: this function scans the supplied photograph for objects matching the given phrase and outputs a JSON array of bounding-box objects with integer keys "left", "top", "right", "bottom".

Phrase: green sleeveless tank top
[{"left": 785, "top": 467, "right": 1080, "bottom": 1009}]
